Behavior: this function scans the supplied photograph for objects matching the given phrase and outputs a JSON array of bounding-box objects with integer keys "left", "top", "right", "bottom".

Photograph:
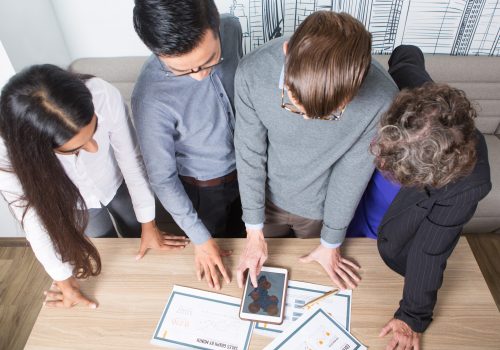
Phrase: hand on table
[
  {"left": 299, "top": 244, "right": 361, "bottom": 290},
  {"left": 194, "top": 239, "right": 232, "bottom": 290},
  {"left": 237, "top": 229, "right": 268, "bottom": 288},
  {"left": 136, "top": 221, "right": 190, "bottom": 260},
  {"left": 380, "top": 318, "right": 421, "bottom": 350},
  {"left": 43, "top": 276, "right": 97, "bottom": 309}
]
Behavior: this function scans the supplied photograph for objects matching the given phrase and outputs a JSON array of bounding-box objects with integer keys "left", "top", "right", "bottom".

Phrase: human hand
[
  {"left": 299, "top": 244, "right": 360, "bottom": 290},
  {"left": 43, "top": 276, "right": 97, "bottom": 309},
  {"left": 136, "top": 221, "right": 190, "bottom": 260},
  {"left": 379, "top": 318, "right": 421, "bottom": 350},
  {"left": 237, "top": 229, "right": 268, "bottom": 288},
  {"left": 194, "top": 239, "right": 232, "bottom": 290}
]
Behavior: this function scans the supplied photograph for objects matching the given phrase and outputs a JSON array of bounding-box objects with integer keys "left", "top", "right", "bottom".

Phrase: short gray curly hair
[{"left": 371, "top": 83, "right": 477, "bottom": 188}]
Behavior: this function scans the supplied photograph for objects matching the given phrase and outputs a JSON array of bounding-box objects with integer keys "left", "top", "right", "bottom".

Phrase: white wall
[
  {"left": 51, "top": 0, "right": 149, "bottom": 60},
  {"left": 51, "top": 0, "right": 234, "bottom": 61},
  {"left": 0, "top": 42, "right": 25, "bottom": 237},
  {"left": 0, "top": 0, "right": 71, "bottom": 71},
  {"left": 0, "top": 42, "right": 15, "bottom": 88}
]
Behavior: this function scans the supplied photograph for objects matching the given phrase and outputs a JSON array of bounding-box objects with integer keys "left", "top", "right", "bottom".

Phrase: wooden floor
[
  {"left": 0, "top": 239, "right": 51, "bottom": 350},
  {"left": 0, "top": 234, "right": 499, "bottom": 350},
  {"left": 466, "top": 233, "right": 500, "bottom": 310}
]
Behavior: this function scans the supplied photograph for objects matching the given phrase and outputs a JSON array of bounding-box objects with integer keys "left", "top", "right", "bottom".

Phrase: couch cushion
[
  {"left": 69, "top": 55, "right": 499, "bottom": 233},
  {"left": 69, "top": 56, "right": 148, "bottom": 110},
  {"left": 464, "top": 217, "right": 500, "bottom": 234},
  {"left": 463, "top": 134, "right": 500, "bottom": 233},
  {"left": 69, "top": 56, "right": 147, "bottom": 84},
  {"left": 374, "top": 55, "right": 500, "bottom": 135},
  {"left": 73, "top": 56, "right": 500, "bottom": 134}
]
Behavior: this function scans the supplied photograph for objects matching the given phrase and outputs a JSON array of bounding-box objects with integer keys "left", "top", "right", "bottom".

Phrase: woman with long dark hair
[{"left": 0, "top": 64, "right": 189, "bottom": 308}]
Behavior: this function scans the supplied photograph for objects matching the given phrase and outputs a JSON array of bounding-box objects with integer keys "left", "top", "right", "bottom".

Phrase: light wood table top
[{"left": 26, "top": 238, "right": 500, "bottom": 349}]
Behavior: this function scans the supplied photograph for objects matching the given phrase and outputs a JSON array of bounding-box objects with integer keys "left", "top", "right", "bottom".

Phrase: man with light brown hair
[{"left": 234, "top": 11, "right": 398, "bottom": 289}]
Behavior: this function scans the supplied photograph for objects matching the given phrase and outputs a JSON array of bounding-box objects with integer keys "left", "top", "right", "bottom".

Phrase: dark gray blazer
[
  {"left": 377, "top": 45, "right": 492, "bottom": 332},
  {"left": 378, "top": 131, "right": 491, "bottom": 332}
]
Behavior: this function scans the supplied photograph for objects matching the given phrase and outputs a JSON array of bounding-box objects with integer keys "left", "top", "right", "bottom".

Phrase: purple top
[{"left": 347, "top": 170, "right": 401, "bottom": 239}]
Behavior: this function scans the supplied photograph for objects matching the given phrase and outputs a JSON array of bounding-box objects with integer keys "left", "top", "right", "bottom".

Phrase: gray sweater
[{"left": 234, "top": 37, "right": 398, "bottom": 245}]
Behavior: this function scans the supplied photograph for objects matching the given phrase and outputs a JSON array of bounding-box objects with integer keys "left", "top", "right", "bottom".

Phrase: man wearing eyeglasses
[
  {"left": 131, "top": 0, "right": 244, "bottom": 290},
  {"left": 234, "top": 11, "right": 398, "bottom": 290}
]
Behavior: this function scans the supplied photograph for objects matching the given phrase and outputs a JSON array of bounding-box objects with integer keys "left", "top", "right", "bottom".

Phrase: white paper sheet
[
  {"left": 254, "top": 280, "right": 352, "bottom": 338},
  {"left": 151, "top": 285, "right": 253, "bottom": 350},
  {"left": 263, "top": 307, "right": 366, "bottom": 350}
]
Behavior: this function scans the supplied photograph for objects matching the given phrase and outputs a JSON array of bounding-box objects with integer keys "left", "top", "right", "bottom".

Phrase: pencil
[{"left": 301, "top": 288, "right": 339, "bottom": 309}]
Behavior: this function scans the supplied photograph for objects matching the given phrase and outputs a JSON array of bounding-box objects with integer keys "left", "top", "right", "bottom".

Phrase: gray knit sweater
[{"left": 234, "top": 37, "right": 398, "bottom": 245}]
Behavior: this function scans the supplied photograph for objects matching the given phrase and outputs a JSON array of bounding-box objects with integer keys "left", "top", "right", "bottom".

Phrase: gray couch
[{"left": 70, "top": 54, "right": 500, "bottom": 234}]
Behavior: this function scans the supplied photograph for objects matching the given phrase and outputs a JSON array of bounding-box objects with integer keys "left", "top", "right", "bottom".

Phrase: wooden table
[{"left": 25, "top": 238, "right": 500, "bottom": 349}]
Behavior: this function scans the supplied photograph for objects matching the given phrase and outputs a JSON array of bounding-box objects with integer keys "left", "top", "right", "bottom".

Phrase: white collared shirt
[{"left": 0, "top": 78, "right": 155, "bottom": 280}]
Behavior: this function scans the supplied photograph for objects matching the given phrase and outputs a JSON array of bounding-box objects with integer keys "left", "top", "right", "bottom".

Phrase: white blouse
[{"left": 0, "top": 78, "right": 155, "bottom": 281}]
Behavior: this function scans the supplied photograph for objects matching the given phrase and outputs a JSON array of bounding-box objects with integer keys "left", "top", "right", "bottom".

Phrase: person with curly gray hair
[{"left": 347, "top": 45, "right": 492, "bottom": 350}]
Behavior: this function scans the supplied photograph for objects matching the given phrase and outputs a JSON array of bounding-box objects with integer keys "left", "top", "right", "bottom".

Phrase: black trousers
[
  {"left": 181, "top": 178, "right": 245, "bottom": 238},
  {"left": 388, "top": 44, "right": 433, "bottom": 90}
]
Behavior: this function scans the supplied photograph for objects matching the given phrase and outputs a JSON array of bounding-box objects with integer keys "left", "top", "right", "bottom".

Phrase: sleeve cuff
[
  {"left": 242, "top": 208, "right": 265, "bottom": 226},
  {"left": 46, "top": 263, "right": 74, "bottom": 282},
  {"left": 320, "top": 238, "right": 342, "bottom": 249},
  {"left": 320, "top": 223, "right": 347, "bottom": 245},
  {"left": 245, "top": 223, "right": 264, "bottom": 230},
  {"left": 394, "top": 306, "right": 432, "bottom": 333},
  {"left": 188, "top": 224, "right": 213, "bottom": 245},
  {"left": 134, "top": 205, "right": 156, "bottom": 223}
]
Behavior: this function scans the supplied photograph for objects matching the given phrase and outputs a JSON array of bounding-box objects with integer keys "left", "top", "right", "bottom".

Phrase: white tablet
[{"left": 239, "top": 266, "right": 288, "bottom": 325}]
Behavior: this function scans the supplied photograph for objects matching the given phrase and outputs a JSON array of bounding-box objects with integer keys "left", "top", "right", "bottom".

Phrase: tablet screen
[{"left": 242, "top": 270, "right": 286, "bottom": 318}]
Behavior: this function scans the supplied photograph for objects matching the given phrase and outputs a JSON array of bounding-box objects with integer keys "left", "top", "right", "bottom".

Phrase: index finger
[
  {"left": 202, "top": 263, "right": 214, "bottom": 289},
  {"left": 334, "top": 266, "right": 357, "bottom": 289},
  {"left": 44, "top": 290, "right": 63, "bottom": 300},
  {"left": 236, "top": 267, "right": 246, "bottom": 288},
  {"left": 44, "top": 300, "right": 66, "bottom": 308},
  {"left": 341, "top": 258, "right": 361, "bottom": 270},
  {"left": 327, "top": 269, "right": 347, "bottom": 290},
  {"left": 207, "top": 262, "right": 221, "bottom": 290},
  {"left": 386, "top": 337, "right": 398, "bottom": 350},
  {"left": 339, "top": 263, "right": 361, "bottom": 282},
  {"left": 215, "top": 260, "right": 231, "bottom": 285},
  {"left": 379, "top": 321, "right": 393, "bottom": 337},
  {"left": 249, "top": 263, "right": 259, "bottom": 288},
  {"left": 163, "top": 234, "right": 189, "bottom": 240},
  {"left": 397, "top": 335, "right": 410, "bottom": 350}
]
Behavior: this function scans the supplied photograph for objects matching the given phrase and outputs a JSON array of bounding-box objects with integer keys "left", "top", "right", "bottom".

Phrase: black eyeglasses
[
  {"left": 165, "top": 37, "right": 224, "bottom": 77},
  {"left": 280, "top": 85, "right": 345, "bottom": 121},
  {"left": 166, "top": 57, "right": 224, "bottom": 77}
]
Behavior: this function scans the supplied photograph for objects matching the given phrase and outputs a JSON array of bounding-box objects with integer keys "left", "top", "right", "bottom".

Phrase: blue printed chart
[
  {"left": 263, "top": 308, "right": 366, "bottom": 350},
  {"left": 254, "top": 280, "right": 352, "bottom": 338}
]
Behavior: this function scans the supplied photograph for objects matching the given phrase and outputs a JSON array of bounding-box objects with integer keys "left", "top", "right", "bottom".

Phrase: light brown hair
[
  {"left": 371, "top": 83, "right": 477, "bottom": 188},
  {"left": 284, "top": 11, "right": 372, "bottom": 119}
]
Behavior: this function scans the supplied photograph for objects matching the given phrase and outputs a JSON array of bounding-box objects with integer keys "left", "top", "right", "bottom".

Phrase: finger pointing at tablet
[{"left": 237, "top": 228, "right": 268, "bottom": 288}]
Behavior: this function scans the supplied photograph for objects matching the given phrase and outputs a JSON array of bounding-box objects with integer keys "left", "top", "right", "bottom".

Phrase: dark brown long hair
[{"left": 0, "top": 64, "right": 101, "bottom": 278}]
